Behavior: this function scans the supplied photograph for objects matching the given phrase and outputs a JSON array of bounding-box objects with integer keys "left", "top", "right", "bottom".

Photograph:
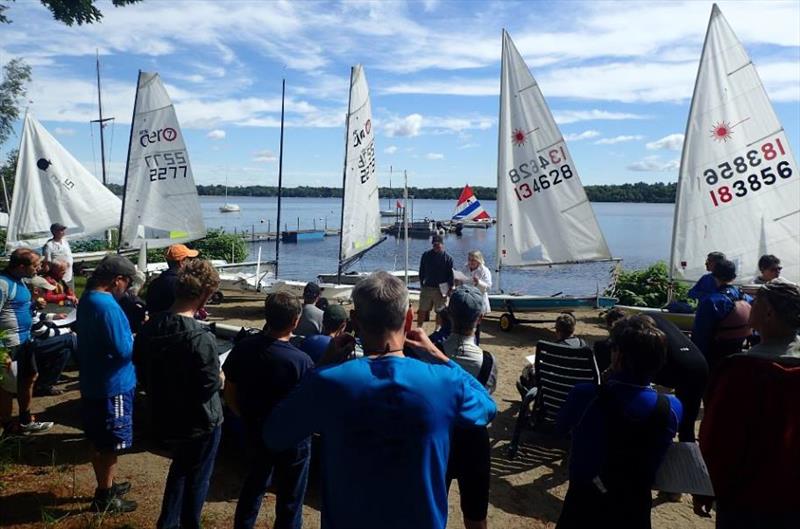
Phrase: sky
[{"left": 1, "top": 0, "right": 798, "bottom": 189}]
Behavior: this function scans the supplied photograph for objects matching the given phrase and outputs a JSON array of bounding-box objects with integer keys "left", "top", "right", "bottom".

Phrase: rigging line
[{"left": 107, "top": 120, "right": 116, "bottom": 182}]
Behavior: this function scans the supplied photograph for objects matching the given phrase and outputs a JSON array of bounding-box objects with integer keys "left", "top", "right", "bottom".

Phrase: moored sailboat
[
  {"left": 490, "top": 30, "right": 618, "bottom": 331},
  {"left": 618, "top": 4, "right": 800, "bottom": 328}
]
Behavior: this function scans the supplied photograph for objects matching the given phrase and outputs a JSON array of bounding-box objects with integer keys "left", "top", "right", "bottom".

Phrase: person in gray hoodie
[{"left": 134, "top": 259, "right": 223, "bottom": 529}]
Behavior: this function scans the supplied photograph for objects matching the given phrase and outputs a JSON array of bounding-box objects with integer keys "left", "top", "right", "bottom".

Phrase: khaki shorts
[{"left": 419, "top": 286, "right": 446, "bottom": 313}]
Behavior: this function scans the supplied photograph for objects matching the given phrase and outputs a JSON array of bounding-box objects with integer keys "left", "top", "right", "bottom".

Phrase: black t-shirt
[
  {"left": 223, "top": 334, "right": 314, "bottom": 427},
  {"left": 146, "top": 268, "right": 179, "bottom": 314},
  {"left": 419, "top": 249, "right": 455, "bottom": 288}
]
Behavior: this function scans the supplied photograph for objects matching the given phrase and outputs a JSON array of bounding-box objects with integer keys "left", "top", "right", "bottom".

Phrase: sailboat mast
[
  {"left": 275, "top": 78, "right": 286, "bottom": 278},
  {"left": 404, "top": 170, "right": 409, "bottom": 285},
  {"left": 495, "top": 30, "right": 507, "bottom": 293},
  {"left": 668, "top": 6, "right": 717, "bottom": 288},
  {"left": 117, "top": 70, "right": 142, "bottom": 253},
  {"left": 91, "top": 50, "right": 114, "bottom": 186},
  {"left": 337, "top": 66, "right": 355, "bottom": 283}
]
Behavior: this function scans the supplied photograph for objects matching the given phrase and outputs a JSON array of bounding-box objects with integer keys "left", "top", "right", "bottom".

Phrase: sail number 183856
[{"left": 704, "top": 138, "right": 794, "bottom": 207}]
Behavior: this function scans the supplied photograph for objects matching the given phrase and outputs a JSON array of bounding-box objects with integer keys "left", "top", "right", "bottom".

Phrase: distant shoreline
[{"left": 105, "top": 181, "right": 677, "bottom": 203}]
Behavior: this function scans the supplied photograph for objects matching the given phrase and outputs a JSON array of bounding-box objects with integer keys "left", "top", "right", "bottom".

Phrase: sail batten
[
  {"left": 496, "top": 30, "right": 612, "bottom": 269},
  {"left": 6, "top": 114, "right": 122, "bottom": 251},
  {"left": 339, "top": 64, "right": 381, "bottom": 268},
  {"left": 119, "top": 72, "right": 205, "bottom": 250},
  {"left": 670, "top": 6, "right": 799, "bottom": 284}
]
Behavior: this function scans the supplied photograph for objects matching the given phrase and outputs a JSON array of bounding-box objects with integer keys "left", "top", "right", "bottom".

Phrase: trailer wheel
[
  {"left": 499, "top": 313, "right": 515, "bottom": 332},
  {"left": 209, "top": 291, "right": 224, "bottom": 305}
]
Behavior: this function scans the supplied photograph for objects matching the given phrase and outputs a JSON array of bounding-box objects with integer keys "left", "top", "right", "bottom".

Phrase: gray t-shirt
[
  {"left": 295, "top": 303, "right": 324, "bottom": 337},
  {"left": 443, "top": 334, "right": 483, "bottom": 379}
]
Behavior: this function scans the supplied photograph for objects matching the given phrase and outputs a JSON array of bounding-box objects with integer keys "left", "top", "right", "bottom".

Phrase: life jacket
[{"left": 714, "top": 290, "right": 752, "bottom": 341}]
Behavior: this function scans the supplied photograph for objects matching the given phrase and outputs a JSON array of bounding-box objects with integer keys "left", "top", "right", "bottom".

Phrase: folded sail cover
[
  {"left": 6, "top": 114, "right": 121, "bottom": 250},
  {"left": 496, "top": 31, "right": 611, "bottom": 267},
  {"left": 340, "top": 65, "right": 382, "bottom": 264},
  {"left": 452, "top": 185, "right": 491, "bottom": 221},
  {"left": 120, "top": 72, "right": 205, "bottom": 250},
  {"left": 670, "top": 5, "right": 799, "bottom": 284}
]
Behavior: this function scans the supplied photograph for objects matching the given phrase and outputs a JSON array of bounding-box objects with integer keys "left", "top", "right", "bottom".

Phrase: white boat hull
[
  {"left": 317, "top": 269, "right": 419, "bottom": 285},
  {"left": 219, "top": 204, "right": 240, "bottom": 213},
  {"left": 263, "top": 280, "right": 353, "bottom": 301}
]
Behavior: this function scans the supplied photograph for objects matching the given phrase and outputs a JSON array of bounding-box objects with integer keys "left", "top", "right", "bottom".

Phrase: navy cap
[
  {"left": 448, "top": 285, "right": 484, "bottom": 323},
  {"left": 323, "top": 304, "right": 348, "bottom": 328}
]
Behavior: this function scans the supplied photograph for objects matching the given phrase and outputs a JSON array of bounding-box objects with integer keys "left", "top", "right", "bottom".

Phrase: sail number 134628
[{"left": 508, "top": 146, "right": 573, "bottom": 201}]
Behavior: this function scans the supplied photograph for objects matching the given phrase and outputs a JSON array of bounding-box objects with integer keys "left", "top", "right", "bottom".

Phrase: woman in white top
[{"left": 459, "top": 250, "right": 492, "bottom": 344}]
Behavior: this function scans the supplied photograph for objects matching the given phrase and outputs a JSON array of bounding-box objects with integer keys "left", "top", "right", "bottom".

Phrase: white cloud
[
  {"left": 385, "top": 114, "right": 423, "bottom": 137},
  {"left": 595, "top": 135, "right": 644, "bottom": 145},
  {"left": 553, "top": 110, "right": 649, "bottom": 125},
  {"left": 458, "top": 143, "right": 479, "bottom": 150},
  {"left": 425, "top": 152, "right": 444, "bottom": 160},
  {"left": 384, "top": 145, "right": 398, "bottom": 154},
  {"left": 207, "top": 129, "right": 226, "bottom": 140},
  {"left": 253, "top": 149, "right": 277, "bottom": 162},
  {"left": 564, "top": 130, "right": 600, "bottom": 141},
  {"left": 53, "top": 127, "right": 76, "bottom": 136},
  {"left": 627, "top": 156, "right": 679, "bottom": 172},
  {"left": 646, "top": 133, "right": 684, "bottom": 151}
]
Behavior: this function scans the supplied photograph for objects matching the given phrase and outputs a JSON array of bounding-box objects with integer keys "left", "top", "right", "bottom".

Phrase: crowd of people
[{"left": 0, "top": 227, "right": 798, "bottom": 529}]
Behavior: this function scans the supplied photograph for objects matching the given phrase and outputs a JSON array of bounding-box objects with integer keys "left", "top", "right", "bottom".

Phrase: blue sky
[{"left": 1, "top": 0, "right": 798, "bottom": 189}]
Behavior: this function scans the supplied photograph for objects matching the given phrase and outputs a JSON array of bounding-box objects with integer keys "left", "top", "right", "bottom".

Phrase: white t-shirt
[{"left": 42, "top": 239, "right": 74, "bottom": 283}]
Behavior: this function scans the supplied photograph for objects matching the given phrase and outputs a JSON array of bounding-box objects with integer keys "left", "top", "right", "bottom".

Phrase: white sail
[
  {"left": 670, "top": 5, "right": 799, "bottom": 284},
  {"left": 6, "top": 114, "right": 121, "bottom": 251},
  {"left": 119, "top": 72, "right": 205, "bottom": 250},
  {"left": 497, "top": 31, "right": 612, "bottom": 268},
  {"left": 340, "top": 64, "right": 381, "bottom": 265}
]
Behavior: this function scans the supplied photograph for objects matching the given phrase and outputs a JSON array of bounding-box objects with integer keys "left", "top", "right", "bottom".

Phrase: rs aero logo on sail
[{"left": 139, "top": 127, "right": 178, "bottom": 147}]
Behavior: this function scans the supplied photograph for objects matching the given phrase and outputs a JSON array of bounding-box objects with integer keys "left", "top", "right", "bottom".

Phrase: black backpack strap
[{"left": 477, "top": 350, "right": 493, "bottom": 386}]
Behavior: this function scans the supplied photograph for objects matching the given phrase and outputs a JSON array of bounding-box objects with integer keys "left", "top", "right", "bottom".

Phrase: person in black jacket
[
  {"left": 418, "top": 234, "right": 455, "bottom": 326},
  {"left": 135, "top": 259, "right": 223, "bottom": 529}
]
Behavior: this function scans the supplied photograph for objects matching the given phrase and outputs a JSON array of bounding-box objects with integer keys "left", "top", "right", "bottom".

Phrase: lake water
[{"left": 200, "top": 196, "right": 674, "bottom": 295}]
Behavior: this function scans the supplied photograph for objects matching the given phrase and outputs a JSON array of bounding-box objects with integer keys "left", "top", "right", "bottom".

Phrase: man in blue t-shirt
[
  {"left": 264, "top": 272, "right": 497, "bottom": 529},
  {"left": 223, "top": 292, "right": 314, "bottom": 529},
  {"left": 687, "top": 251, "right": 726, "bottom": 303},
  {"left": 0, "top": 248, "right": 54, "bottom": 434},
  {"left": 76, "top": 255, "right": 138, "bottom": 513}
]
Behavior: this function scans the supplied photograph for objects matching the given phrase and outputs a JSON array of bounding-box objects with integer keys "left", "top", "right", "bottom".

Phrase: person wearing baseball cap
[
  {"left": 443, "top": 284, "right": 497, "bottom": 529},
  {"left": 42, "top": 222, "right": 74, "bottom": 287},
  {"left": 75, "top": 254, "right": 139, "bottom": 513},
  {"left": 146, "top": 244, "right": 200, "bottom": 314},
  {"left": 294, "top": 282, "right": 324, "bottom": 337},
  {"left": 299, "top": 304, "right": 349, "bottom": 363}
]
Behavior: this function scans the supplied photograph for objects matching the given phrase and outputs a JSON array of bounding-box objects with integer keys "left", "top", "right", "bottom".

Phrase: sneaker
[
  {"left": 19, "top": 420, "right": 54, "bottom": 433},
  {"left": 90, "top": 495, "right": 138, "bottom": 514},
  {"left": 111, "top": 481, "right": 131, "bottom": 497}
]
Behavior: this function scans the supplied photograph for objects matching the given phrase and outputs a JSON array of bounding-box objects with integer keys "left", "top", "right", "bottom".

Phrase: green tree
[
  {"left": 0, "top": 59, "right": 31, "bottom": 147},
  {"left": 0, "top": 149, "right": 16, "bottom": 212},
  {"left": 189, "top": 229, "right": 248, "bottom": 263},
  {"left": 612, "top": 261, "right": 692, "bottom": 307},
  {"left": 0, "top": 0, "right": 141, "bottom": 25}
]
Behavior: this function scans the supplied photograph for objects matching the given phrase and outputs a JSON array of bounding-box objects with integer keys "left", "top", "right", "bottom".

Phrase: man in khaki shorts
[{"left": 418, "top": 234, "right": 454, "bottom": 326}]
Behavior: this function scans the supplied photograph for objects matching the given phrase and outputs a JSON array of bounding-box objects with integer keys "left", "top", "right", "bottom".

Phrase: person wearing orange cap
[{"left": 145, "top": 244, "right": 199, "bottom": 314}]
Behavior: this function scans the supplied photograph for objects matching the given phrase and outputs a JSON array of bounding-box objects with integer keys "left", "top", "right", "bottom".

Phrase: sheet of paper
[
  {"left": 525, "top": 354, "right": 536, "bottom": 366},
  {"left": 652, "top": 442, "right": 714, "bottom": 496},
  {"left": 438, "top": 282, "right": 450, "bottom": 297},
  {"left": 54, "top": 309, "right": 77, "bottom": 327},
  {"left": 453, "top": 270, "right": 469, "bottom": 283}
]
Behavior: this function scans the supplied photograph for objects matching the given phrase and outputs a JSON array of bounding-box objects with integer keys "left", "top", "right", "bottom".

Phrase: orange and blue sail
[{"left": 452, "top": 185, "right": 491, "bottom": 221}]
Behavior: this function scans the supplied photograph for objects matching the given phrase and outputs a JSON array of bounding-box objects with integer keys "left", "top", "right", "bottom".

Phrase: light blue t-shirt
[
  {"left": 0, "top": 273, "right": 33, "bottom": 347},
  {"left": 264, "top": 355, "right": 497, "bottom": 529},
  {"left": 76, "top": 290, "right": 135, "bottom": 399}
]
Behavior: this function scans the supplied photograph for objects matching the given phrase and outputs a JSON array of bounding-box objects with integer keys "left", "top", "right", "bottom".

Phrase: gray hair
[
  {"left": 467, "top": 250, "right": 485, "bottom": 267},
  {"left": 352, "top": 271, "right": 409, "bottom": 333}
]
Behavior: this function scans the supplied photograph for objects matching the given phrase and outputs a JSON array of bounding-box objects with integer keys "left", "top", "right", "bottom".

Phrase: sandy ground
[{"left": 0, "top": 290, "right": 715, "bottom": 529}]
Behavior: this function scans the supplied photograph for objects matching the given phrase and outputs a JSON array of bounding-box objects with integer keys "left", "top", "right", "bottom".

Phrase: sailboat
[
  {"left": 489, "top": 30, "right": 618, "bottom": 331},
  {"left": 316, "top": 65, "right": 419, "bottom": 287},
  {"left": 5, "top": 114, "right": 122, "bottom": 257},
  {"left": 119, "top": 71, "right": 207, "bottom": 264},
  {"left": 618, "top": 4, "right": 800, "bottom": 328},
  {"left": 451, "top": 184, "right": 492, "bottom": 228},
  {"left": 219, "top": 172, "right": 240, "bottom": 213},
  {"left": 380, "top": 167, "right": 398, "bottom": 217}
]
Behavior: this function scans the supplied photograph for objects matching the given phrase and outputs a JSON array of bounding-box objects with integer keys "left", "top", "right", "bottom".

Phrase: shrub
[
  {"left": 189, "top": 229, "right": 247, "bottom": 263},
  {"left": 612, "top": 261, "right": 693, "bottom": 308}
]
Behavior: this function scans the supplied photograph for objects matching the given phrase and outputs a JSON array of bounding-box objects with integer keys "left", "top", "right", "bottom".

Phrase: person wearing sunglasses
[{"left": 753, "top": 254, "right": 783, "bottom": 285}]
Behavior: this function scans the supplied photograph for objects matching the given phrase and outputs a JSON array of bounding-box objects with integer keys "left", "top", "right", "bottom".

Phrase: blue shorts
[{"left": 81, "top": 390, "right": 134, "bottom": 453}]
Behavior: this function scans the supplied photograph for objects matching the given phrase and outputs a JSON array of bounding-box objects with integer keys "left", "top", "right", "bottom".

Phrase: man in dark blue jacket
[{"left": 418, "top": 234, "right": 454, "bottom": 326}]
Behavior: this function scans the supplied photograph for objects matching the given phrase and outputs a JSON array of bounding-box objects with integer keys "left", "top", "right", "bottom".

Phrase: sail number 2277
[{"left": 144, "top": 150, "right": 189, "bottom": 182}]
